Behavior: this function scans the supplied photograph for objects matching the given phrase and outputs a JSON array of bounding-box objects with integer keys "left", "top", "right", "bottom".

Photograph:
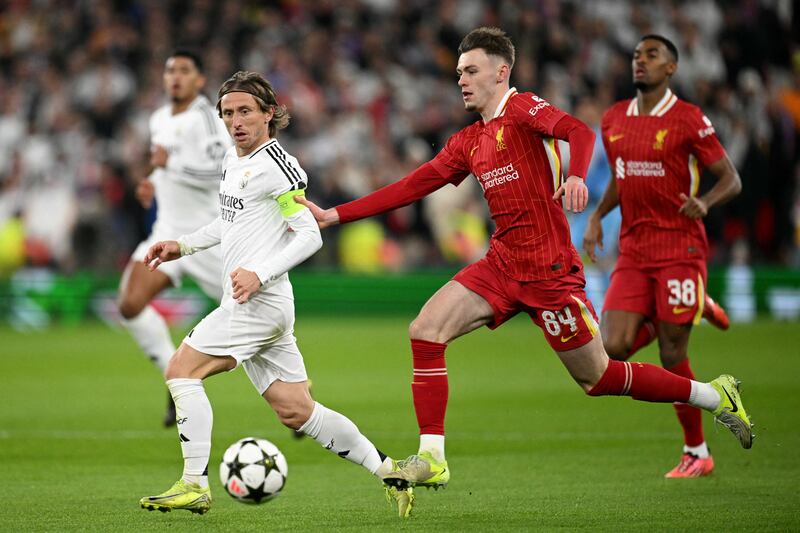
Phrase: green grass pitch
[{"left": 1, "top": 316, "right": 798, "bottom": 531}]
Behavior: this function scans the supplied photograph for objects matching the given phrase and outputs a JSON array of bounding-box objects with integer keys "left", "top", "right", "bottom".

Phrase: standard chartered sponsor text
[
  {"left": 479, "top": 163, "right": 520, "bottom": 190},
  {"left": 626, "top": 160, "right": 665, "bottom": 177}
]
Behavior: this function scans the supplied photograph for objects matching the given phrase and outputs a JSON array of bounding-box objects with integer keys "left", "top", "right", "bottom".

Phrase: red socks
[
  {"left": 410, "top": 339, "right": 448, "bottom": 435},
  {"left": 588, "top": 359, "right": 691, "bottom": 402},
  {"left": 666, "top": 359, "right": 705, "bottom": 447}
]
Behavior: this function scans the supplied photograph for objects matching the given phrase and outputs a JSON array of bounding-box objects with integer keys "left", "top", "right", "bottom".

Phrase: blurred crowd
[{"left": 0, "top": 0, "right": 798, "bottom": 277}]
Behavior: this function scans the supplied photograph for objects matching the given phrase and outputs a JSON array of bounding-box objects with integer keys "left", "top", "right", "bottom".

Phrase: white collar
[
  {"left": 492, "top": 87, "right": 518, "bottom": 119},
  {"left": 240, "top": 138, "right": 277, "bottom": 159},
  {"left": 626, "top": 88, "right": 678, "bottom": 117},
  {"left": 187, "top": 95, "right": 210, "bottom": 110}
]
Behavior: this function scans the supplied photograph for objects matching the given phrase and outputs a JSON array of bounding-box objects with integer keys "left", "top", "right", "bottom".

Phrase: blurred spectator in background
[{"left": 0, "top": 0, "right": 797, "bottom": 276}]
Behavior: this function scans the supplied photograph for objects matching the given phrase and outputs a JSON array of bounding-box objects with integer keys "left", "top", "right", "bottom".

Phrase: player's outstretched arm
[
  {"left": 143, "top": 240, "right": 182, "bottom": 271},
  {"left": 294, "top": 196, "right": 340, "bottom": 228},
  {"left": 553, "top": 175, "right": 588, "bottom": 213},
  {"left": 297, "top": 162, "right": 456, "bottom": 227}
]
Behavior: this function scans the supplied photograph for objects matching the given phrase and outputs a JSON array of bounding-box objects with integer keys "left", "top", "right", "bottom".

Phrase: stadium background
[
  {"left": 0, "top": 2, "right": 799, "bottom": 531},
  {"left": 0, "top": 0, "right": 798, "bottom": 327}
]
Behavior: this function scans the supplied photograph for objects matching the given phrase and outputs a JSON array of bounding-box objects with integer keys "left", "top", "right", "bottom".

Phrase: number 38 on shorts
[
  {"left": 533, "top": 294, "right": 599, "bottom": 351},
  {"left": 661, "top": 275, "right": 705, "bottom": 325}
]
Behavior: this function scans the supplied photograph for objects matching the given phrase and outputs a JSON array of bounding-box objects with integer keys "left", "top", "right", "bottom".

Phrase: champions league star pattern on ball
[{"left": 220, "top": 438, "right": 288, "bottom": 504}]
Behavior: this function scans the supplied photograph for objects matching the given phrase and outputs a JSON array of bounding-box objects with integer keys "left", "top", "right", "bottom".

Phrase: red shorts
[
  {"left": 452, "top": 257, "right": 599, "bottom": 351},
  {"left": 604, "top": 255, "right": 707, "bottom": 325}
]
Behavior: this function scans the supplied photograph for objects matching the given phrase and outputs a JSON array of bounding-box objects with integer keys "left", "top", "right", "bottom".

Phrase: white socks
[
  {"left": 167, "top": 378, "right": 212, "bottom": 488},
  {"left": 684, "top": 442, "right": 710, "bottom": 458},
  {"left": 160, "top": 387, "right": 390, "bottom": 485},
  {"left": 298, "top": 402, "right": 386, "bottom": 476},
  {"left": 121, "top": 305, "right": 176, "bottom": 371},
  {"left": 419, "top": 434, "right": 446, "bottom": 462},
  {"left": 688, "top": 381, "right": 721, "bottom": 412}
]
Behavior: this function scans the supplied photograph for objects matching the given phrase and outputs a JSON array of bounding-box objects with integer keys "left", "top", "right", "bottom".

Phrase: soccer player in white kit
[
  {"left": 118, "top": 50, "right": 229, "bottom": 427},
  {"left": 138, "top": 71, "right": 413, "bottom": 518}
]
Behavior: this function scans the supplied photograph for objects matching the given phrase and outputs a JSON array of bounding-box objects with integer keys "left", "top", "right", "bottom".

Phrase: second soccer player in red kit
[
  {"left": 298, "top": 27, "right": 753, "bottom": 490},
  {"left": 583, "top": 35, "right": 743, "bottom": 478}
]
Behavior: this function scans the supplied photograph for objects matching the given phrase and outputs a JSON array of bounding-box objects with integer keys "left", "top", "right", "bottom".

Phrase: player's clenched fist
[
  {"left": 143, "top": 240, "right": 182, "bottom": 270},
  {"left": 150, "top": 144, "right": 169, "bottom": 168},
  {"left": 230, "top": 267, "right": 262, "bottom": 304},
  {"left": 678, "top": 193, "right": 708, "bottom": 219}
]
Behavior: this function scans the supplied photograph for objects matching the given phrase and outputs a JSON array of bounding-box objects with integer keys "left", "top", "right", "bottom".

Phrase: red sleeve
[
  {"left": 509, "top": 92, "right": 567, "bottom": 136},
  {"left": 508, "top": 93, "right": 594, "bottom": 178},
  {"left": 337, "top": 132, "right": 471, "bottom": 224},
  {"left": 686, "top": 106, "right": 726, "bottom": 167},
  {"left": 427, "top": 130, "right": 472, "bottom": 182},
  {"left": 551, "top": 114, "right": 596, "bottom": 180},
  {"left": 337, "top": 162, "right": 457, "bottom": 223}
]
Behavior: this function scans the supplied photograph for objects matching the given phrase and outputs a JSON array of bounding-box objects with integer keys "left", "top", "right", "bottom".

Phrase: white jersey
[
  {"left": 179, "top": 139, "right": 322, "bottom": 306},
  {"left": 148, "top": 95, "right": 231, "bottom": 235}
]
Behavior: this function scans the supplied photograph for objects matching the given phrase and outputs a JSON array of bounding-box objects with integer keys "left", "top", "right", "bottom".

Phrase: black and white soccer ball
[{"left": 220, "top": 437, "right": 288, "bottom": 504}]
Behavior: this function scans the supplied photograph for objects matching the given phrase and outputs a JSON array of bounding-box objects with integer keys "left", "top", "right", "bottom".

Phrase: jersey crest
[
  {"left": 653, "top": 129, "right": 669, "bottom": 150},
  {"left": 240, "top": 170, "right": 251, "bottom": 189},
  {"left": 495, "top": 126, "right": 507, "bottom": 151}
]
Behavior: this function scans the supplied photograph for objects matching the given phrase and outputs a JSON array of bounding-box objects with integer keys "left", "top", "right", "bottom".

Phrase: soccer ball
[{"left": 219, "top": 437, "right": 288, "bottom": 504}]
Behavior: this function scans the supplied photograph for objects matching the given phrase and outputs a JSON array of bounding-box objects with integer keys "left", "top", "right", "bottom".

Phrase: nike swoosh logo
[
  {"left": 672, "top": 306, "right": 692, "bottom": 314},
  {"left": 560, "top": 333, "right": 578, "bottom": 343},
  {"left": 722, "top": 387, "right": 739, "bottom": 413},
  {"left": 148, "top": 493, "right": 181, "bottom": 501},
  {"left": 609, "top": 134, "right": 625, "bottom": 142}
]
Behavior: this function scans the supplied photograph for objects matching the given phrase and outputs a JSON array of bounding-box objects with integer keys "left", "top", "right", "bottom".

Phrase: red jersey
[
  {"left": 337, "top": 88, "right": 593, "bottom": 281},
  {"left": 601, "top": 89, "right": 726, "bottom": 263}
]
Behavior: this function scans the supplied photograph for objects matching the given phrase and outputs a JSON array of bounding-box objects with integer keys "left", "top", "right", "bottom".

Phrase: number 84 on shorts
[{"left": 533, "top": 294, "right": 599, "bottom": 351}]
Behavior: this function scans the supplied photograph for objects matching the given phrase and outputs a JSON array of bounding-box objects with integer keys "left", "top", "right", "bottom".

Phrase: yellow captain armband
[{"left": 276, "top": 189, "right": 307, "bottom": 217}]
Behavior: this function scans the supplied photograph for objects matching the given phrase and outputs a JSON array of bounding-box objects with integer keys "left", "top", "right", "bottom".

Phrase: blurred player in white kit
[{"left": 117, "top": 50, "right": 229, "bottom": 427}]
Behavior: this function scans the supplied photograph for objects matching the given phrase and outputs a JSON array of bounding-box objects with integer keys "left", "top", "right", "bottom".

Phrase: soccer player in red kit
[
  {"left": 583, "top": 35, "right": 744, "bottom": 478},
  {"left": 298, "top": 27, "right": 752, "bottom": 488}
]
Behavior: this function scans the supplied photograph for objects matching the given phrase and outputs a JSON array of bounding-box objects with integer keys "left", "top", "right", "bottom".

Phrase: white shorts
[
  {"left": 133, "top": 232, "right": 223, "bottom": 301},
  {"left": 183, "top": 281, "right": 307, "bottom": 394}
]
